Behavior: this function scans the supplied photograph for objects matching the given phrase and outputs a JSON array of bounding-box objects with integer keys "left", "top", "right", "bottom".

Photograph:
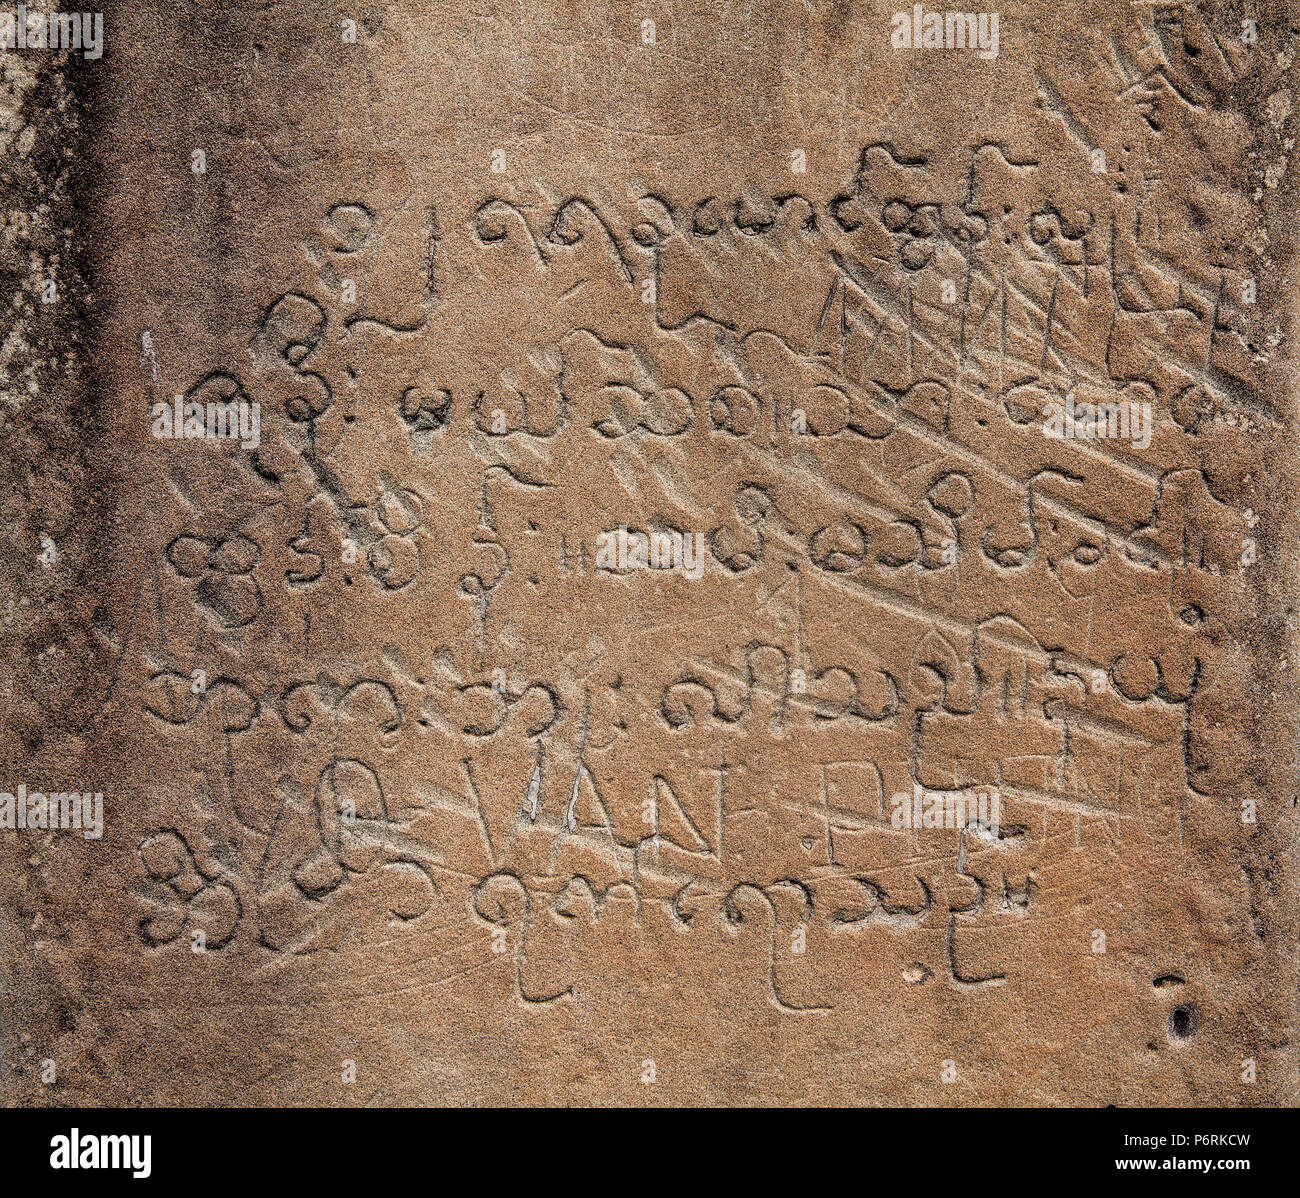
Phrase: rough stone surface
[{"left": 2, "top": 1, "right": 1298, "bottom": 1106}]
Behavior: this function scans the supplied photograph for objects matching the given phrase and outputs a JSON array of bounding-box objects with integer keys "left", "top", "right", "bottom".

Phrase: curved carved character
[
  {"left": 164, "top": 533, "right": 263, "bottom": 628},
  {"left": 471, "top": 872, "right": 573, "bottom": 1006},
  {"left": 256, "top": 762, "right": 433, "bottom": 952},
  {"left": 137, "top": 830, "right": 241, "bottom": 950},
  {"left": 721, "top": 881, "right": 831, "bottom": 1014}
]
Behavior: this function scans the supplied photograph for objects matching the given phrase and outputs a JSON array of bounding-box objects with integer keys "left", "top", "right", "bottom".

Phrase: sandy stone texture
[{"left": 2, "top": 0, "right": 1298, "bottom": 1105}]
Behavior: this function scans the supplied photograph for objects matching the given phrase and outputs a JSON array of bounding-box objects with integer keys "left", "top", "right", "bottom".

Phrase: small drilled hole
[{"left": 1168, "top": 1005, "right": 1197, "bottom": 1041}]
